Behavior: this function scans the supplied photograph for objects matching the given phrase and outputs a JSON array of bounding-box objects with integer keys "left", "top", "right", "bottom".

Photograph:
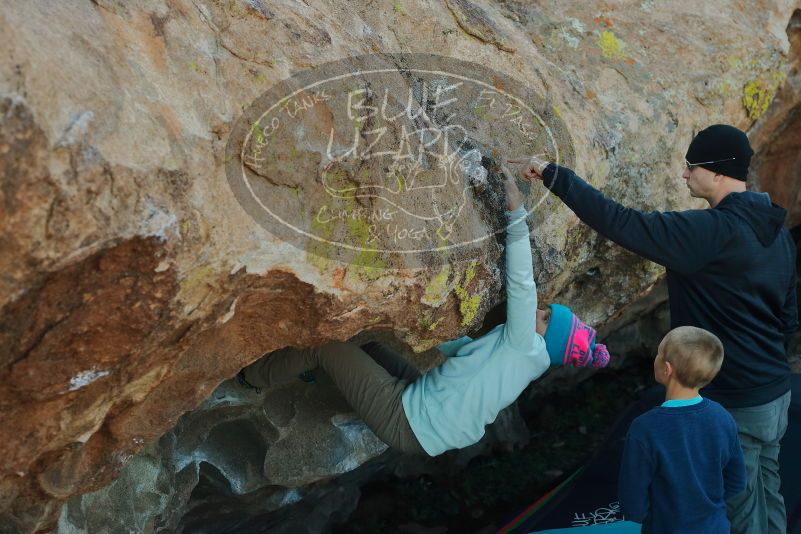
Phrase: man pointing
[{"left": 515, "top": 124, "right": 797, "bottom": 534}]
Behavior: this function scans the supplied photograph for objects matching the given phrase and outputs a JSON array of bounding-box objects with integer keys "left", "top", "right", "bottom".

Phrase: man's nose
[{"left": 682, "top": 168, "right": 690, "bottom": 180}]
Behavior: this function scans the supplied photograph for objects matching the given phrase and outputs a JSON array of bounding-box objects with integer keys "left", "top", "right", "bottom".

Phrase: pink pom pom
[{"left": 591, "top": 344, "right": 611, "bottom": 368}]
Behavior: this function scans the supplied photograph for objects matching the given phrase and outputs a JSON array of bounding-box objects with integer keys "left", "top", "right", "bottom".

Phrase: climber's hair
[{"left": 660, "top": 326, "right": 724, "bottom": 389}]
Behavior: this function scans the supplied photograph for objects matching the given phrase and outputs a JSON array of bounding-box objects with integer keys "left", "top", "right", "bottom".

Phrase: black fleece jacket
[{"left": 543, "top": 164, "right": 798, "bottom": 408}]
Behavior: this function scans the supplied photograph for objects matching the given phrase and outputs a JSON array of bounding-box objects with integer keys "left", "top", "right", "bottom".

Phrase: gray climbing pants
[
  {"left": 242, "top": 341, "right": 427, "bottom": 455},
  {"left": 726, "top": 389, "right": 792, "bottom": 534}
]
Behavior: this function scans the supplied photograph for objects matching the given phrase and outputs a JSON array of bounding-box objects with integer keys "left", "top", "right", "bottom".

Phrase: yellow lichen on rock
[
  {"left": 742, "top": 70, "right": 787, "bottom": 121},
  {"left": 422, "top": 265, "right": 452, "bottom": 307},
  {"left": 454, "top": 260, "right": 481, "bottom": 326},
  {"left": 596, "top": 30, "right": 626, "bottom": 59}
]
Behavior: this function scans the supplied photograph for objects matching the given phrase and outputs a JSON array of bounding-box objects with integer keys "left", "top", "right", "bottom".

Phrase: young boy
[
  {"left": 238, "top": 169, "right": 610, "bottom": 456},
  {"left": 619, "top": 326, "right": 747, "bottom": 533}
]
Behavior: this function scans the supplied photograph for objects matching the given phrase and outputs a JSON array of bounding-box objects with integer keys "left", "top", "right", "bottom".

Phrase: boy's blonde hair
[{"left": 661, "top": 326, "right": 724, "bottom": 389}]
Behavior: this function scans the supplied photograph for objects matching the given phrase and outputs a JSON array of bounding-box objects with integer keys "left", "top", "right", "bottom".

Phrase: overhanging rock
[{"left": 1, "top": 0, "right": 799, "bottom": 531}]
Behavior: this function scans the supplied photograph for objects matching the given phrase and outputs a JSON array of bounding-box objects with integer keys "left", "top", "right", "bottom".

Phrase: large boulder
[
  {"left": 1, "top": 0, "right": 799, "bottom": 531},
  {"left": 751, "top": 8, "right": 801, "bottom": 225}
]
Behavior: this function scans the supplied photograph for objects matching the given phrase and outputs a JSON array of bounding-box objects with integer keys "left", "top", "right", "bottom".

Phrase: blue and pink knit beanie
[{"left": 543, "top": 304, "right": 610, "bottom": 368}]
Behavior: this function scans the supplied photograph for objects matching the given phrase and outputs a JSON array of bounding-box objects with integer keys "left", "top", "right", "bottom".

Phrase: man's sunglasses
[{"left": 684, "top": 157, "right": 736, "bottom": 171}]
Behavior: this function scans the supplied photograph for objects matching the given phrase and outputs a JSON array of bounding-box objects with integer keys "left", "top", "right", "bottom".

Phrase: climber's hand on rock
[
  {"left": 500, "top": 164, "right": 523, "bottom": 211},
  {"left": 507, "top": 155, "right": 550, "bottom": 182}
]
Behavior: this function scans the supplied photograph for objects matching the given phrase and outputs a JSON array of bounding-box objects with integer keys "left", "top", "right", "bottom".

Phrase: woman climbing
[{"left": 239, "top": 166, "right": 611, "bottom": 456}]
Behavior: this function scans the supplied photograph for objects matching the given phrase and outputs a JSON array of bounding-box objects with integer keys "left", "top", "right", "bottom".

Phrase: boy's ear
[{"left": 664, "top": 360, "right": 673, "bottom": 379}]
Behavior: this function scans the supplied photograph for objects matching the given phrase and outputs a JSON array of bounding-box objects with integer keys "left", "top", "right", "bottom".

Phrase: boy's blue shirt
[
  {"left": 619, "top": 398, "right": 747, "bottom": 533},
  {"left": 402, "top": 206, "right": 550, "bottom": 456}
]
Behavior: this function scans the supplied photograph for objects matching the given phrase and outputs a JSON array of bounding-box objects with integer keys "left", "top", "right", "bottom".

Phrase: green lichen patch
[
  {"left": 339, "top": 197, "right": 387, "bottom": 281},
  {"left": 179, "top": 265, "right": 215, "bottom": 292},
  {"left": 455, "top": 290, "right": 481, "bottom": 327},
  {"left": 595, "top": 30, "right": 625, "bottom": 59},
  {"left": 419, "top": 311, "right": 443, "bottom": 332},
  {"left": 422, "top": 265, "right": 452, "bottom": 307},
  {"left": 411, "top": 338, "right": 438, "bottom": 352},
  {"left": 454, "top": 260, "right": 481, "bottom": 327},
  {"left": 742, "top": 70, "right": 787, "bottom": 121},
  {"left": 307, "top": 207, "right": 334, "bottom": 272}
]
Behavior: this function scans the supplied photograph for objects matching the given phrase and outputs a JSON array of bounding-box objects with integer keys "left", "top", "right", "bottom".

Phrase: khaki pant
[{"left": 242, "top": 341, "right": 427, "bottom": 455}]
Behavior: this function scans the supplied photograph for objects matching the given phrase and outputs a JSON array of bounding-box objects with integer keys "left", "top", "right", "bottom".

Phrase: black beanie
[{"left": 685, "top": 124, "right": 753, "bottom": 181}]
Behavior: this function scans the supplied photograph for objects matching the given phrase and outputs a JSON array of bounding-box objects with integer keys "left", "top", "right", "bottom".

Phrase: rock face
[
  {"left": 55, "top": 354, "right": 531, "bottom": 533},
  {"left": 1, "top": 1, "right": 799, "bottom": 531},
  {"left": 55, "top": 374, "right": 389, "bottom": 533},
  {"left": 751, "top": 8, "right": 801, "bottom": 225}
]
